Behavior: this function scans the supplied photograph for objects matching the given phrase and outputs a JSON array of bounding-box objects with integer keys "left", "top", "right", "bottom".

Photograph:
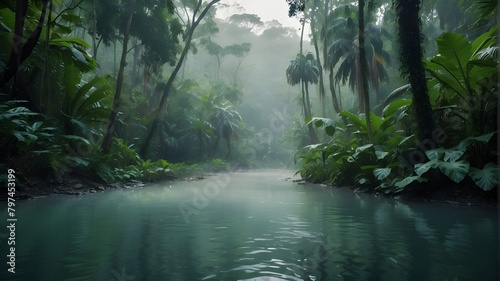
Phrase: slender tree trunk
[
  {"left": 131, "top": 38, "right": 141, "bottom": 84},
  {"left": 322, "top": 0, "right": 342, "bottom": 115},
  {"left": 301, "top": 82, "right": 307, "bottom": 116},
  {"left": 394, "top": 0, "right": 435, "bottom": 141},
  {"left": 358, "top": 0, "right": 373, "bottom": 140},
  {"left": 92, "top": 0, "right": 98, "bottom": 59},
  {"left": 1, "top": 0, "right": 50, "bottom": 90},
  {"left": 312, "top": 34, "right": 326, "bottom": 117},
  {"left": 101, "top": 7, "right": 134, "bottom": 153},
  {"left": 140, "top": 0, "right": 221, "bottom": 158},
  {"left": 298, "top": 12, "right": 319, "bottom": 144},
  {"left": 41, "top": 0, "right": 53, "bottom": 115},
  {"left": 310, "top": 0, "right": 325, "bottom": 117},
  {"left": 304, "top": 82, "right": 312, "bottom": 117},
  {"left": 305, "top": 82, "right": 320, "bottom": 143},
  {"left": 328, "top": 70, "right": 342, "bottom": 113}
]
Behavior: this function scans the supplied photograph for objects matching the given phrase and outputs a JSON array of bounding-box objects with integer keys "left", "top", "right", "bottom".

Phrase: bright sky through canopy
[{"left": 217, "top": 0, "right": 301, "bottom": 30}]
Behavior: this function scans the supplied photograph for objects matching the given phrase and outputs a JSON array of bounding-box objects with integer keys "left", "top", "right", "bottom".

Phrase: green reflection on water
[{"left": 0, "top": 170, "right": 498, "bottom": 281}]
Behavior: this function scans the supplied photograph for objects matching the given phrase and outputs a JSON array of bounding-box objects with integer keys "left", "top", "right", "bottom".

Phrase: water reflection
[{"left": 0, "top": 170, "right": 497, "bottom": 281}]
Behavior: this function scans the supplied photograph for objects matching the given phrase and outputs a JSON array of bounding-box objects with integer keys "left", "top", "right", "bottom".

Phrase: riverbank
[
  {"left": 293, "top": 178, "right": 498, "bottom": 208},
  {"left": 2, "top": 169, "right": 498, "bottom": 208},
  {"left": 0, "top": 171, "right": 207, "bottom": 201},
  {"left": 354, "top": 182, "right": 498, "bottom": 208}
]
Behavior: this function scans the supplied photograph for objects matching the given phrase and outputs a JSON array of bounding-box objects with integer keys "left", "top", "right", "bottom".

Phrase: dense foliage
[
  {"left": 0, "top": 0, "right": 497, "bottom": 199},
  {"left": 0, "top": 0, "right": 299, "bottom": 186},
  {"left": 290, "top": 0, "right": 498, "bottom": 196}
]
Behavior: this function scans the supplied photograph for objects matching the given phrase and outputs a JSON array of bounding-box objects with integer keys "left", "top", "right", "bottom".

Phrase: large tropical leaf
[
  {"left": 438, "top": 160, "right": 470, "bottom": 183},
  {"left": 382, "top": 98, "right": 412, "bottom": 118},
  {"left": 308, "top": 117, "right": 336, "bottom": 136},
  {"left": 457, "top": 132, "right": 495, "bottom": 149},
  {"left": 394, "top": 176, "right": 425, "bottom": 191},
  {"left": 424, "top": 148, "right": 445, "bottom": 161},
  {"left": 339, "top": 110, "right": 365, "bottom": 130},
  {"left": 414, "top": 159, "right": 440, "bottom": 177},
  {"left": 373, "top": 168, "right": 391, "bottom": 180},
  {"left": 433, "top": 32, "right": 471, "bottom": 73},
  {"left": 468, "top": 162, "right": 499, "bottom": 191}
]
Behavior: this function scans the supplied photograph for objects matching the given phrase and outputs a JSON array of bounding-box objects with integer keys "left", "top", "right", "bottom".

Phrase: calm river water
[{"left": 0, "top": 170, "right": 498, "bottom": 281}]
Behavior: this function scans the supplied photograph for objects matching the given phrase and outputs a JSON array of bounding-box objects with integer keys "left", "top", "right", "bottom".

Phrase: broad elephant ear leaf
[
  {"left": 414, "top": 159, "right": 439, "bottom": 177},
  {"left": 382, "top": 98, "right": 412, "bottom": 119},
  {"left": 339, "top": 110, "right": 365, "bottom": 130},
  {"left": 468, "top": 163, "right": 499, "bottom": 191},
  {"left": 373, "top": 168, "right": 391, "bottom": 180},
  {"left": 438, "top": 160, "right": 470, "bottom": 183},
  {"left": 434, "top": 32, "right": 471, "bottom": 70},
  {"left": 394, "top": 175, "right": 425, "bottom": 190},
  {"left": 443, "top": 148, "right": 466, "bottom": 162}
]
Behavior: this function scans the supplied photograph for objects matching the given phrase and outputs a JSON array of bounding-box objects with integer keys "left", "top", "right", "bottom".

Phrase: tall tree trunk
[
  {"left": 140, "top": 0, "right": 221, "bottom": 158},
  {"left": 358, "top": 0, "right": 373, "bottom": 140},
  {"left": 328, "top": 70, "right": 342, "bottom": 114},
  {"left": 101, "top": 7, "right": 134, "bottom": 153},
  {"left": 1, "top": 0, "right": 50, "bottom": 90},
  {"left": 301, "top": 82, "right": 307, "bottom": 116},
  {"left": 92, "top": 0, "right": 98, "bottom": 59},
  {"left": 394, "top": 0, "right": 435, "bottom": 141},
  {"left": 131, "top": 38, "right": 141, "bottom": 84},
  {"left": 310, "top": 0, "right": 325, "bottom": 117},
  {"left": 298, "top": 12, "right": 319, "bottom": 144},
  {"left": 305, "top": 82, "right": 320, "bottom": 143},
  {"left": 41, "top": 0, "right": 53, "bottom": 116},
  {"left": 322, "top": 0, "right": 342, "bottom": 115}
]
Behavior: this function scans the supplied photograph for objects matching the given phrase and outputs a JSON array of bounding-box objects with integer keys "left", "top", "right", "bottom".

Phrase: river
[{"left": 0, "top": 170, "right": 498, "bottom": 280}]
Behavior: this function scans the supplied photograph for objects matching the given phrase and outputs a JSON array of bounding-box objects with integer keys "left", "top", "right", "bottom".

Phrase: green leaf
[
  {"left": 67, "top": 156, "right": 90, "bottom": 167},
  {"left": 443, "top": 148, "right": 466, "bottom": 162},
  {"left": 394, "top": 176, "right": 421, "bottom": 189},
  {"left": 425, "top": 148, "right": 445, "bottom": 161},
  {"left": 61, "top": 14, "right": 81, "bottom": 24},
  {"left": 53, "top": 23, "right": 72, "bottom": 34},
  {"left": 339, "top": 110, "right": 365, "bottom": 130},
  {"left": 383, "top": 98, "right": 412, "bottom": 118},
  {"left": 325, "top": 125, "right": 335, "bottom": 136},
  {"left": 31, "top": 121, "right": 43, "bottom": 131},
  {"left": 51, "top": 37, "right": 91, "bottom": 48},
  {"left": 397, "top": 135, "right": 415, "bottom": 148},
  {"left": 71, "top": 47, "right": 87, "bottom": 64},
  {"left": 457, "top": 132, "right": 495, "bottom": 149},
  {"left": 373, "top": 168, "right": 391, "bottom": 180},
  {"left": 12, "top": 131, "right": 26, "bottom": 142},
  {"left": 468, "top": 163, "right": 499, "bottom": 191},
  {"left": 435, "top": 32, "right": 471, "bottom": 70},
  {"left": 63, "top": 135, "right": 91, "bottom": 145},
  {"left": 375, "top": 150, "right": 389, "bottom": 160},
  {"left": 414, "top": 159, "right": 439, "bottom": 176},
  {"left": 27, "top": 134, "right": 37, "bottom": 142},
  {"left": 439, "top": 160, "right": 470, "bottom": 183}
]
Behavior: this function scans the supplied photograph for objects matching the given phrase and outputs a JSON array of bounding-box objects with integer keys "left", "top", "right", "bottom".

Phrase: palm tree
[
  {"left": 182, "top": 115, "right": 214, "bottom": 158},
  {"left": 209, "top": 102, "right": 242, "bottom": 158},
  {"left": 324, "top": 4, "right": 391, "bottom": 112},
  {"left": 286, "top": 52, "right": 320, "bottom": 144}
]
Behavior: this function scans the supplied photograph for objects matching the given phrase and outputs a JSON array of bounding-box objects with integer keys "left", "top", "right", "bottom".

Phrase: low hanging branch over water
[{"left": 140, "top": 0, "right": 221, "bottom": 157}]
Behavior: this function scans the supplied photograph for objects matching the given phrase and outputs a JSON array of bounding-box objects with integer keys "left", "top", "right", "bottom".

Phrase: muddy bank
[
  {"left": 292, "top": 178, "right": 498, "bottom": 208},
  {"left": 0, "top": 174, "right": 206, "bottom": 201}
]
